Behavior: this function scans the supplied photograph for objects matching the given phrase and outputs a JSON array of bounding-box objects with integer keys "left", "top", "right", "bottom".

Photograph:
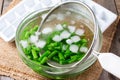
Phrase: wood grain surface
[
  {"left": 94, "top": 0, "right": 118, "bottom": 14},
  {"left": 115, "top": 0, "right": 120, "bottom": 15},
  {"left": 0, "top": 0, "right": 4, "bottom": 15},
  {"left": 0, "top": 0, "right": 119, "bottom": 80}
]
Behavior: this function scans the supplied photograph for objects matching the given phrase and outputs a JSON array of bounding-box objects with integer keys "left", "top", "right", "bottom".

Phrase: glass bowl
[{"left": 15, "top": 1, "right": 102, "bottom": 79}]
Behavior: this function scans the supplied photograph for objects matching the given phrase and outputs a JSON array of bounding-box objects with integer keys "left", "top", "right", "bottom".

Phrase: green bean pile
[{"left": 20, "top": 22, "right": 89, "bottom": 65}]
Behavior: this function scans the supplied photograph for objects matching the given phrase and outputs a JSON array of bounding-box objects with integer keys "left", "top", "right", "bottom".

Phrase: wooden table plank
[
  {"left": 115, "top": 0, "right": 120, "bottom": 15},
  {"left": 94, "top": 0, "right": 118, "bottom": 14},
  {"left": 0, "top": 0, "right": 4, "bottom": 15}
]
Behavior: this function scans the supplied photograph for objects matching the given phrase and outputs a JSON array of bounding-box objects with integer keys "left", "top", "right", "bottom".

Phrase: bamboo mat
[{"left": 0, "top": 0, "right": 118, "bottom": 80}]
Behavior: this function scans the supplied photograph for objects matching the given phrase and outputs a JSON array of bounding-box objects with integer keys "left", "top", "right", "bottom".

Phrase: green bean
[
  {"left": 66, "top": 45, "right": 69, "bottom": 49},
  {"left": 23, "top": 48, "right": 28, "bottom": 55},
  {"left": 33, "top": 25, "right": 38, "bottom": 31},
  {"left": 79, "top": 39, "right": 87, "bottom": 46},
  {"left": 58, "top": 53, "right": 65, "bottom": 60},
  {"left": 27, "top": 45, "right": 32, "bottom": 50},
  {"left": 32, "top": 49, "right": 38, "bottom": 59},
  {"left": 25, "top": 32, "right": 30, "bottom": 39},
  {"left": 64, "top": 49, "right": 71, "bottom": 58},
  {"left": 68, "top": 55, "right": 78, "bottom": 63},
  {"left": 32, "top": 60, "right": 41, "bottom": 64},
  {"left": 47, "top": 44, "right": 54, "bottom": 51},
  {"left": 81, "top": 43, "right": 87, "bottom": 47},
  {"left": 47, "top": 43, "right": 58, "bottom": 51},
  {"left": 77, "top": 53, "right": 85, "bottom": 60},
  {"left": 80, "top": 39, "right": 88, "bottom": 43},
  {"left": 21, "top": 30, "right": 27, "bottom": 40},
  {"left": 30, "top": 29, "right": 35, "bottom": 35},
  {"left": 32, "top": 46, "right": 41, "bottom": 52},
  {"left": 59, "top": 61, "right": 63, "bottom": 65},
  {"left": 70, "top": 55, "right": 78, "bottom": 59},
  {"left": 75, "top": 38, "right": 87, "bottom": 47},
  {"left": 65, "top": 49, "right": 70, "bottom": 54},
  {"left": 47, "top": 46, "right": 52, "bottom": 50},
  {"left": 29, "top": 25, "right": 38, "bottom": 35},
  {"left": 38, "top": 51, "right": 50, "bottom": 61},
  {"left": 23, "top": 46, "right": 31, "bottom": 55},
  {"left": 52, "top": 57, "right": 59, "bottom": 62},
  {"left": 50, "top": 42, "right": 58, "bottom": 47},
  {"left": 42, "top": 51, "right": 51, "bottom": 57},
  {"left": 55, "top": 46, "right": 61, "bottom": 50},
  {"left": 40, "top": 57, "right": 48, "bottom": 65},
  {"left": 46, "top": 37, "right": 52, "bottom": 44},
  {"left": 27, "top": 55, "right": 32, "bottom": 59},
  {"left": 48, "top": 51, "right": 58, "bottom": 59},
  {"left": 59, "top": 60, "right": 68, "bottom": 65}
]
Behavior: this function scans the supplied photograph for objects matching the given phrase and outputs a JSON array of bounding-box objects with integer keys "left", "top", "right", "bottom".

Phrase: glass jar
[{"left": 15, "top": 1, "right": 102, "bottom": 79}]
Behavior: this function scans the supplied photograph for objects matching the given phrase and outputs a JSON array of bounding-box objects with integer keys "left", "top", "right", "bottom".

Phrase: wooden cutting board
[{"left": 0, "top": 0, "right": 118, "bottom": 80}]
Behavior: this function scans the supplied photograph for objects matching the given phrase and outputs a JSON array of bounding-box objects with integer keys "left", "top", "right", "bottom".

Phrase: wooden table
[
  {"left": 0, "top": 0, "right": 3, "bottom": 15},
  {"left": 0, "top": 0, "right": 120, "bottom": 80}
]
